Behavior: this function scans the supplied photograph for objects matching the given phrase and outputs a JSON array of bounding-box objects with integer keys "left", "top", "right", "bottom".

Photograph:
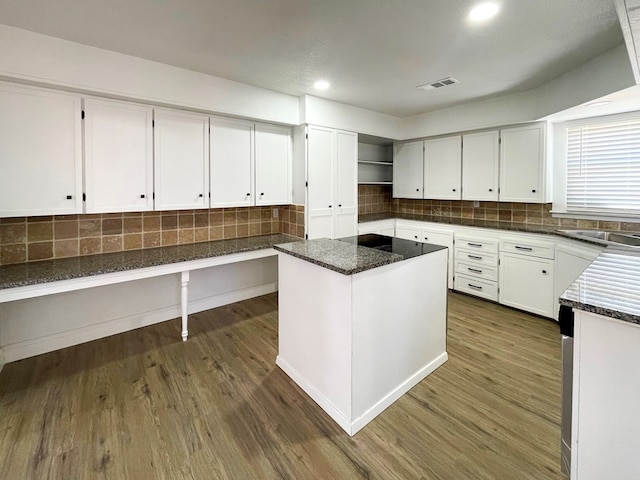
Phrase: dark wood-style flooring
[{"left": 0, "top": 292, "right": 564, "bottom": 479}]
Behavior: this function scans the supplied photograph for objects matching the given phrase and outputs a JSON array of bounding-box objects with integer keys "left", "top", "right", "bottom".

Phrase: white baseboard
[
  {"left": 3, "top": 282, "right": 277, "bottom": 363},
  {"left": 276, "top": 351, "right": 449, "bottom": 436},
  {"left": 276, "top": 355, "right": 353, "bottom": 434},
  {"left": 350, "top": 351, "right": 448, "bottom": 435}
]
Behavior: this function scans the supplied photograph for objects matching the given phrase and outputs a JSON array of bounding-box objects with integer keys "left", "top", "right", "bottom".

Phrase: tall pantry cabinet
[{"left": 304, "top": 125, "right": 358, "bottom": 239}]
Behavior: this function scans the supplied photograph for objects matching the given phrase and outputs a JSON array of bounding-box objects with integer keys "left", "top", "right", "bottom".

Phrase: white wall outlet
[
  {"left": 273, "top": 208, "right": 279, "bottom": 218},
  {"left": 473, "top": 201, "right": 480, "bottom": 208}
]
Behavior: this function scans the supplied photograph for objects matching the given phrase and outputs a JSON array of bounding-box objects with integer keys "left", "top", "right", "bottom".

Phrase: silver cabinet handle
[{"left": 515, "top": 246, "right": 533, "bottom": 251}]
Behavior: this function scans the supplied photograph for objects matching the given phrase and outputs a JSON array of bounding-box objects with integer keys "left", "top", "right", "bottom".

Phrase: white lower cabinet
[
  {"left": 357, "top": 220, "right": 395, "bottom": 237},
  {"left": 396, "top": 222, "right": 454, "bottom": 288},
  {"left": 454, "top": 235, "right": 499, "bottom": 301},
  {"left": 499, "top": 236, "right": 555, "bottom": 318}
]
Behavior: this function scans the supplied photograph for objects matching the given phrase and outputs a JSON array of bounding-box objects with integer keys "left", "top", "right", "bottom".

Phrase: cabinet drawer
[
  {"left": 455, "top": 274, "right": 498, "bottom": 302},
  {"left": 396, "top": 226, "right": 421, "bottom": 241},
  {"left": 421, "top": 230, "right": 453, "bottom": 248},
  {"left": 455, "top": 260, "right": 498, "bottom": 281},
  {"left": 454, "top": 249, "right": 498, "bottom": 267},
  {"left": 501, "top": 239, "right": 554, "bottom": 259},
  {"left": 456, "top": 236, "right": 498, "bottom": 253}
]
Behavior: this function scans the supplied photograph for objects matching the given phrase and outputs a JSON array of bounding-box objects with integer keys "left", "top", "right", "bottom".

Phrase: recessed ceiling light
[
  {"left": 314, "top": 80, "right": 330, "bottom": 90},
  {"left": 585, "top": 101, "right": 612, "bottom": 108},
  {"left": 468, "top": 2, "right": 500, "bottom": 21}
]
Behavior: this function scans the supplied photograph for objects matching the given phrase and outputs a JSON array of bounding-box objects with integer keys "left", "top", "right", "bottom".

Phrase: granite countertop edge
[
  {"left": 0, "top": 234, "right": 301, "bottom": 290},
  {"left": 559, "top": 298, "right": 640, "bottom": 325},
  {"left": 273, "top": 243, "right": 402, "bottom": 275}
]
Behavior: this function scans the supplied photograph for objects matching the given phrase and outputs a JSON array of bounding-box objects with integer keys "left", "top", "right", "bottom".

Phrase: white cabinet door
[
  {"left": 307, "top": 125, "right": 334, "bottom": 239},
  {"left": 395, "top": 225, "right": 421, "bottom": 241},
  {"left": 154, "top": 109, "right": 209, "bottom": 211},
  {"left": 210, "top": 117, "right": 253, "bottom": 208},
  {"left": 421, "top": 227, "right": 454, "bottom": 289},
  {"left": 0, "top": 83, "right": 82, "bottom": 217},
  {"left": 255, "top": 123, "right": 291, "bottom": 206},
  {"left": 393, "top": 141, "right": 423, "bottom": 198},
  {"left": 499, "top": 252, "right": 555, "bottom": 317},
  {"left": 499, "top": 124, "right": 546, "bottom": 203},
  {"left": 334, "top": 130, "right": 358, "bottom": 238},
  {"left": 424, "top": 136, "right": 461, "bottom": 200},
  {"left": 84, "top": 99, "right": 153, "bottom": 213},
  {"left": 462, "top": 130, "right": 499, "bottom": 201}
]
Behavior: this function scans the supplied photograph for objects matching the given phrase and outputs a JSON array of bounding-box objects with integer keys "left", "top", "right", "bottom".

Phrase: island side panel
[
  {"left": 351, "top": 249, "right": 448, "bottom": 426},
  {"left": 276, "top": 253, "right": 353, "bottom": 424}
]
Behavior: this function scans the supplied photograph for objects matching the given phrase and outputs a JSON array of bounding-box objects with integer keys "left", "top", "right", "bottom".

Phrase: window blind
[{"left": 566, "top": 118, "right": 640, "bottom": 215}]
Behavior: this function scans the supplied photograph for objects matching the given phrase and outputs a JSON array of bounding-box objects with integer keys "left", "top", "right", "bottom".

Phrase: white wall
[
  {"left": 0, "top": 24, "right": 299, "bottom": 125},
  {"left": 400, "top": 45, "right": 635, "bottom": 140},
  {"left": 302, "top": 95, "right": 402, "bottom": 139}
]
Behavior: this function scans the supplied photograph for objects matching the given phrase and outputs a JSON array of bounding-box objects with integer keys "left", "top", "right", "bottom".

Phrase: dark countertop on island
[
  {"left": 560, "top": 248, "right": 640, "bottom": 325},
  {"left": 0, "top": 234, "right": 300, "bottom": 290},
  {"left": 274, "top": 234, "right": 447, "bottom": 275}
]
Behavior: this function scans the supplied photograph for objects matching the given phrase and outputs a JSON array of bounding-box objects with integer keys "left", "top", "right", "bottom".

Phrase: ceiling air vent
[{"left": 417, "top": 77, "right": 459, "bottom": 91}]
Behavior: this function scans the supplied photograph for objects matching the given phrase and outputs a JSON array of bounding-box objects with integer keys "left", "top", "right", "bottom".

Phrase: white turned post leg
[{"left": 181, "top": 271, "right": 190, "bottom": 342}]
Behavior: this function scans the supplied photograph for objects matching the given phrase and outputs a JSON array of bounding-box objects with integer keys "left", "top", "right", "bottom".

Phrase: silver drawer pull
[
  {"left": 467, "top": 242, "right": 483, "bottom": 247},
  {"left": 468, "top": 267, "right": 483, "bottom": 273},
  {"left": 468, "top": 255, "right": 482, "bottom": 260},
  {"left": 468, "top": 284, "right": 483, "bottom": 290},
  {"left": 515, "top": 246, "right": 533, "bottom": 251}
]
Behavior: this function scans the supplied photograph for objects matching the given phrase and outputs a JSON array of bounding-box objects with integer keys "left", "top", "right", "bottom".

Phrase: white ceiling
[{"left": 0, "top": 0, "right": 624, "bottom": 117}]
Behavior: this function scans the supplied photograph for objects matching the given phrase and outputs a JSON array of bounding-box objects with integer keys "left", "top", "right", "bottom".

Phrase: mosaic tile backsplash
[
  {"left": 0, "top": 205, "right": 305, "bottom": 265},
  {"left": 358, "top": 184, "right": 640, "bottom": 232}
]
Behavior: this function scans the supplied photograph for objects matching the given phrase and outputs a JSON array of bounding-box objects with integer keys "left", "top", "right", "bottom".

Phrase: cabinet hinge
[
  {"left": 498, "top": 187, "right": 501, "bottom": 193},
  {"left": 208, "top": 192, "right": 211, "bottom": 198},
  {"left": 305, "top": 234, "right": 308, "bottom": 239},
  {"left": 152, "top": 120, "right": 155, "bottom": 128},
  {"left": 81, "top": 110, "right": 85, "bottom": 120},
  {"left": 305, "top": 133, "right": 308, "bottom": 139},
  {"left": 499, "top": 137, "right": 502, "bottom": 144},
  {"left": 305, "top": 181, "right": 308, "bottom": 187},
  {"left": 498, "top": 258, "right": 501, "bottom": 265},
  {"left": 82, "top": 192, "right": 86, "bottom": 202},
  {"left": 152, "top": 192, "right": 155, "bottom": 200}
]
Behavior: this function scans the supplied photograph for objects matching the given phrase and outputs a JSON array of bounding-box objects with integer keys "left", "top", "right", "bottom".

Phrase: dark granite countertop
[
  {"left": 0, "top": 234, "right": 299, "bottom": 290},
  {"left": 358, "top": 212, "right": 560, "bottom": 235},
  {"left": 560, "top": 248, "right": 640, "bottom": 325},
  {"left": 274, "top": 234, "right": 446, "bottom": 275}
]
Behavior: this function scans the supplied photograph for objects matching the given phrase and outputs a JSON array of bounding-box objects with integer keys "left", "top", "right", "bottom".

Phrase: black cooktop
[{"left": 337, "top": 233, "right": 446, "bottom": 260}]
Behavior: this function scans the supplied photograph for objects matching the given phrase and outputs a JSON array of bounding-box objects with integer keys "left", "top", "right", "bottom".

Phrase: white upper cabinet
[
  {"left": 0, "top": 83, "right": 82, "bottom": 217},
  {"left": 499, "top": 123, "right": 549, "bottom": 203},
  {"left": 254, "top": 123, "right": 292, "bottom": 206},
  {"left": 424, "top": 136, "right": 461, "bottom": 200},
  {"left": 84, "top": 98, "right": 153, "bottom": 213},
  {"left": 154, "top": 109, "right": 209, "bottom": 211},
  {"left": 462, "top": 130, "right": 499, "bottom": 201},
  {"left": 393, "top": 141, "right": 424, "bottom": 198},
  {"left": 210, "top": 116, "right": 254, "bottom": 208}
]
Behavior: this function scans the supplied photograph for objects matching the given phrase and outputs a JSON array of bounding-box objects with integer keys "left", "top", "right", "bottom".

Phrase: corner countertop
[
  {"left": 560, "top": 248, "right": 640, "bottom": 325},
  {"left": 358, "top": 212, "right": 561, "bottom": 235},
  {"left": 274, "top": 234, "right": 447, "bottom": 275},
  {"left": 0, "top": 234, "right": 300, "bottom": 290}
]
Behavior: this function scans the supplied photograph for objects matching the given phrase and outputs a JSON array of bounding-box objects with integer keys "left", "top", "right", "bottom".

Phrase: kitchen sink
[{"left": 559, "top": 230, "right": 640, "bottom": 247}]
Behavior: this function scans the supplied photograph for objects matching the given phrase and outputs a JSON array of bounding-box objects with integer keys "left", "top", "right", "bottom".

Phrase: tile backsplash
[
  {"left": 0, "top": 205, "right": 305, "bottom": 266},
  {"left": 358, "top": 184, "right": 640, "bottom": 231}
]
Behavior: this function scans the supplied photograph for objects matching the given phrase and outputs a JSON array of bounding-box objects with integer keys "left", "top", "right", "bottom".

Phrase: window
[{"left": 554, "top": 112, "right": 640, "bottom": 219}]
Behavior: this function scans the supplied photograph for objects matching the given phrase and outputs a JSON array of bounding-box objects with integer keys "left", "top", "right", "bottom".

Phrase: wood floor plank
[{"left": 0, "top": 292, "right": 564, "bottom": 479}]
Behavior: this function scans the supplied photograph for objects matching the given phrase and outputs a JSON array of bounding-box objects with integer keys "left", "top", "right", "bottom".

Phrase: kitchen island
[{"left": 274, "top": 234, "right": 448, "bottom": 435}]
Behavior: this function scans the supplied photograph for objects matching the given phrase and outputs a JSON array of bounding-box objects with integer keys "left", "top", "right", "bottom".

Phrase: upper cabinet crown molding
[
  {"left": 83, "top": 98, "right": 154, "bottom": 213},
  {"left": 0, "top": 82, "right": 82, "bottom": 217}
]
